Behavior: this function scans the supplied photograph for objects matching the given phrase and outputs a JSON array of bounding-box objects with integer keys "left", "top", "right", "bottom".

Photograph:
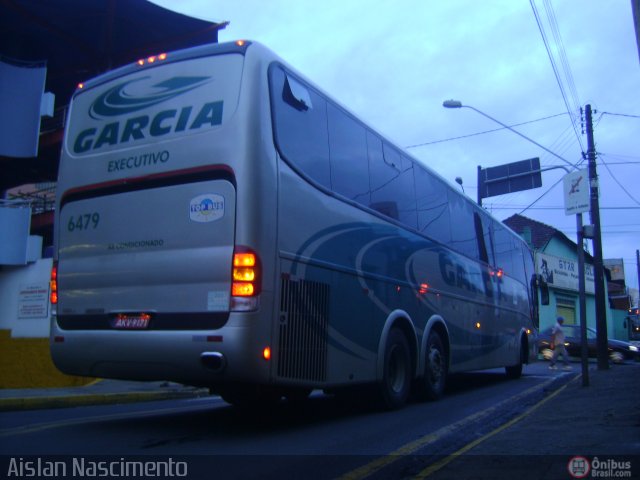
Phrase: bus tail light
[
  {"left": 50, "top": 262, "right": 58, "bottom": 305},
  {"left": 490, "top": 267, "right": 504, "bottom": 279},
  {"left": 231, "top": 248, "right": 261, "bottom": 311}
]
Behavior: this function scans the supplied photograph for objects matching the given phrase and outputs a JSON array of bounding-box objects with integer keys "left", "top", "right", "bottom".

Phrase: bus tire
[
  {"left": 378, "top": 328, "right": 412, "bottom": 410},
  {"left": 505, "top": 362, "right": 523, "bottom": 379},
  {"left": 505, "top": 339, "right": 525, "bottom": 379},
  {"left": 414, "top": 330, "right": 447, "bottom": 401}
]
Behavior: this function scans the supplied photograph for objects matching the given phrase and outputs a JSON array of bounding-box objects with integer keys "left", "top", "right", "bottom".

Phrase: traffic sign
[
  {"left": 563, "top": 169, "right": 590, "bottom": 215},
  {"left": 477, "top": 157, "right": 542, "bottom": 203}
]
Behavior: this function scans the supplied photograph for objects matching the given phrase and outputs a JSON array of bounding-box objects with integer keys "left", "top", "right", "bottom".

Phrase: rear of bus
[{"left": 51, "top": 41, "right": 277, "bottom": 388}]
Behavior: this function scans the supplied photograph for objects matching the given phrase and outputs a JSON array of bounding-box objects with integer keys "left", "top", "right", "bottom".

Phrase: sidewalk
[
  {"left": 426, "top": 362, "right": 640, "bottom": 479},
  {"left": 0, "top": 378, "right": 209, "bottom": 411}
]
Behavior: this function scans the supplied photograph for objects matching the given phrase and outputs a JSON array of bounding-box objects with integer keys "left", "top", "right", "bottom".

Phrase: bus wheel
[
  {"left": 378, "top": 328, "right": 412, "bottom": 410},
  {"left": 505, "top": 339, "right": 525, "bottom": 379},
  {"left": 505, "top": 361, "right": 523, "bottom": 379},
  {"left": 415, "top": 331, "right": 447, "bottom": 401}
]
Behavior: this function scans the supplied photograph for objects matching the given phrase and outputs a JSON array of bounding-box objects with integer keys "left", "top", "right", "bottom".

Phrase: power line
[
  {"left": 489, "top": 204, "right": 640, "bottom": 211},
  {"left": 405, "top": 112, "right": 567, "bottom": 149},
  {"left": 600, "top": 153, "right": 640, "bottom": 161},
  {"left": 594, "top": 161, "right": 640, "bottom": 165},
  {"left": 543, "top": 0, "right": 583, "bottom": 138},
  {"left": 592, "top": 223, "right": 640, "bottom": 227},
  {"left": 601, "top": 112, "right": 640, "bottom": 120},
  {"left": 557, "top": 229, "right": 640, "bottom": 235},
  {"left": 600, "top": 156, "right": 640, "bottom": 206},
  {"left": 529, "top": 0, "right": 585, "bottom": 151}
]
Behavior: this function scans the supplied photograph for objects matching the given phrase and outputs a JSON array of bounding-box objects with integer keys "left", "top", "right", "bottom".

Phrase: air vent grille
[{"left": 277, "top": 276, "right": 329, "bottom": 382}]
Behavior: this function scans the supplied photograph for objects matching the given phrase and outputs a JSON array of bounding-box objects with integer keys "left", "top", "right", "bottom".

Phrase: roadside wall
[{"left": 0, "top": 258, "right": 92, "bottom": 388}]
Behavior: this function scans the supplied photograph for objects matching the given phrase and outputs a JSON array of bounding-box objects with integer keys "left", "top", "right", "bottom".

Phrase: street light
[{"left": 442, "top": 99, "right": 576, "bottom": 169}]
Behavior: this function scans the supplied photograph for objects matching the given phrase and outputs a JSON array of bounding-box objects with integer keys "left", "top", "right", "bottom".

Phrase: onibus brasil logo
[
  {"left": 73, "top": 76, "right": 223, "bottom": 154},
  {"left": 568, "top": 456, "right": 633, "bottom": 478}
]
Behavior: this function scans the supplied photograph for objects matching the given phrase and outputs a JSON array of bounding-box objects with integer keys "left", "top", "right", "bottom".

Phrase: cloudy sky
[{"left": 153, "top": 0, "right": 639, "bottom": 291}]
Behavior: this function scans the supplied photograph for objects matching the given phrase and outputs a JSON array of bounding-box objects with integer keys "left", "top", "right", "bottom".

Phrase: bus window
[
  {"left": 448, "top": 190, "right": 478, "bottom": 259},
  {"left": 367, "top": 133, "right": 396, "bottom": 218},
  {"left": 327, "top": 103, "right": 370, "bottom": 203},
  {"left": 283, "top": 74, "right": 313, "bottom": 111},
  {"left": 414, "top": 166, "right": 451, "bottom": 244},
  {"left": 271, "top": 67, "right": 331, "bottom": 189},
  {"left": 493, "top": 224, "right": 515, "bottom": 275},
  {"left": 474, "top": 212, "right": 489, "bottom": 265},
  {"left": 368, "top": 139, "right": 417, "bottom": 228}
]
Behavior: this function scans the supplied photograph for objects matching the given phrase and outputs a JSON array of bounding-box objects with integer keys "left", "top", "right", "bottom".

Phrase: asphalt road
[{"left": 0, "top": 363, "right": 574, "bottom": 479}]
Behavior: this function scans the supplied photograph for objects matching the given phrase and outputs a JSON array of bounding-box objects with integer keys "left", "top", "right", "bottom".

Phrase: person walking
[{"left": 550, "top": 316, "right": 572, "bottom": 370}]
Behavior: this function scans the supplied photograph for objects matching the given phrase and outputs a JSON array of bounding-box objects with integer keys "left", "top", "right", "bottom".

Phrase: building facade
[{"left": 504, "top": 214, "right": 613, "bottom": 337}]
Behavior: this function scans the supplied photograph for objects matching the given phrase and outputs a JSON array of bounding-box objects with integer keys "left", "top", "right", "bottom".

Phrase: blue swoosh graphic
[{"left": 89, "top": 76, "right": 211, "bottom": 119}]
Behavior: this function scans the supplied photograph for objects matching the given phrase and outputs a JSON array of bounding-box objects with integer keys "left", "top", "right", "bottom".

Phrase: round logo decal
[{"left": 190, "top": 194, "right": 225, "bottom": 223}]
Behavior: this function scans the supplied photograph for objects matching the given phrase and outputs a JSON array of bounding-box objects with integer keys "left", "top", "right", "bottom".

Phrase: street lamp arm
[{"left": 442, "top": 100, "right": 577, "bottom": 170}]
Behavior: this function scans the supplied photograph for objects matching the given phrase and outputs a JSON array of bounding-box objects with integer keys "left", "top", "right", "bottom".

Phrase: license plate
[{"left": 111, "top": 313, "right": 151, "bottom": 329}]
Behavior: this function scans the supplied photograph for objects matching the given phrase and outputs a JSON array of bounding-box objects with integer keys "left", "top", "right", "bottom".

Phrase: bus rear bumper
[{"left": 49, "top": 315, "right": 271, "bottom": 388}]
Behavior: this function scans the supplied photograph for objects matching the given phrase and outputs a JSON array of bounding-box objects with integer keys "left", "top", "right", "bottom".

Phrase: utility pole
[
  {"left": 577, "top": 213, "right": 589, "bottom": 386},
  {"left": 477, "top": 165, "right": 482, "bottom": 206},
  {"left": 636, "top": 249, "right": 639, "bottom": 307},
  {"left": 585, "top": 104, "right": 609, "bottom": 370}
]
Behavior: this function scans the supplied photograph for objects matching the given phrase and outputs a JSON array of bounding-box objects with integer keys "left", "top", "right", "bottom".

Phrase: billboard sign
[{"left": 537, "top": 252, "right": 595, "bottom": 294}]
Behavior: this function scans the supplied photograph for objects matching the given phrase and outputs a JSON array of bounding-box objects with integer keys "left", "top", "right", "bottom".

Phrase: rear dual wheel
[
  {"left": 378, "top": 328, "right": 412, "bottom": 410},
  {"left": 414, "top": 331, "right": 447, "bottom": 401},
  {"left": 505, "top": 337, "right": 527, "bottom": 379}
]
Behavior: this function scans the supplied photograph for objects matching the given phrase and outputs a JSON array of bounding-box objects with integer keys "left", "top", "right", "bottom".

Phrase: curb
[
  {"left": 0, "top": 388, "right": 210, "bottom": 412},
  {"left": 1, "top": 367, "right": 577, "bottom": 413}
]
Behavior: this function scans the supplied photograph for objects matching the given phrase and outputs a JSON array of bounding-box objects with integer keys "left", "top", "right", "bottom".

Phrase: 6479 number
[{"left": 67, "top": 213, "right": 100, "bottom": 232}]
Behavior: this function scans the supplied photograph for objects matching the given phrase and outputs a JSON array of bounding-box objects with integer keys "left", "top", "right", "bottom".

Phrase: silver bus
[{"left": 51, "top": 40, "right": 538, "bottom": 409}]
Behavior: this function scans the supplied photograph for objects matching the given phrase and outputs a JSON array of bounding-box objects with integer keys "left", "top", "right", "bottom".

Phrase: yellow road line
[
  {"left": 82, "top": 378, "right": 102, "bottom": 387},
  {"left": 338, "top": 374, "right": 574, "bottom": 480},
  {"left": 416, "top": 376, "right": 578, "bottom": 479},
  {"left": 340, "top": 434, "right": 438, "bottom": 480}
]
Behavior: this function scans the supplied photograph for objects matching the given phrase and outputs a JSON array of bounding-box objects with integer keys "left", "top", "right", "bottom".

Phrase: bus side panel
[{"left": 276, "top": 160, "right": 532, "bottom": 384}]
